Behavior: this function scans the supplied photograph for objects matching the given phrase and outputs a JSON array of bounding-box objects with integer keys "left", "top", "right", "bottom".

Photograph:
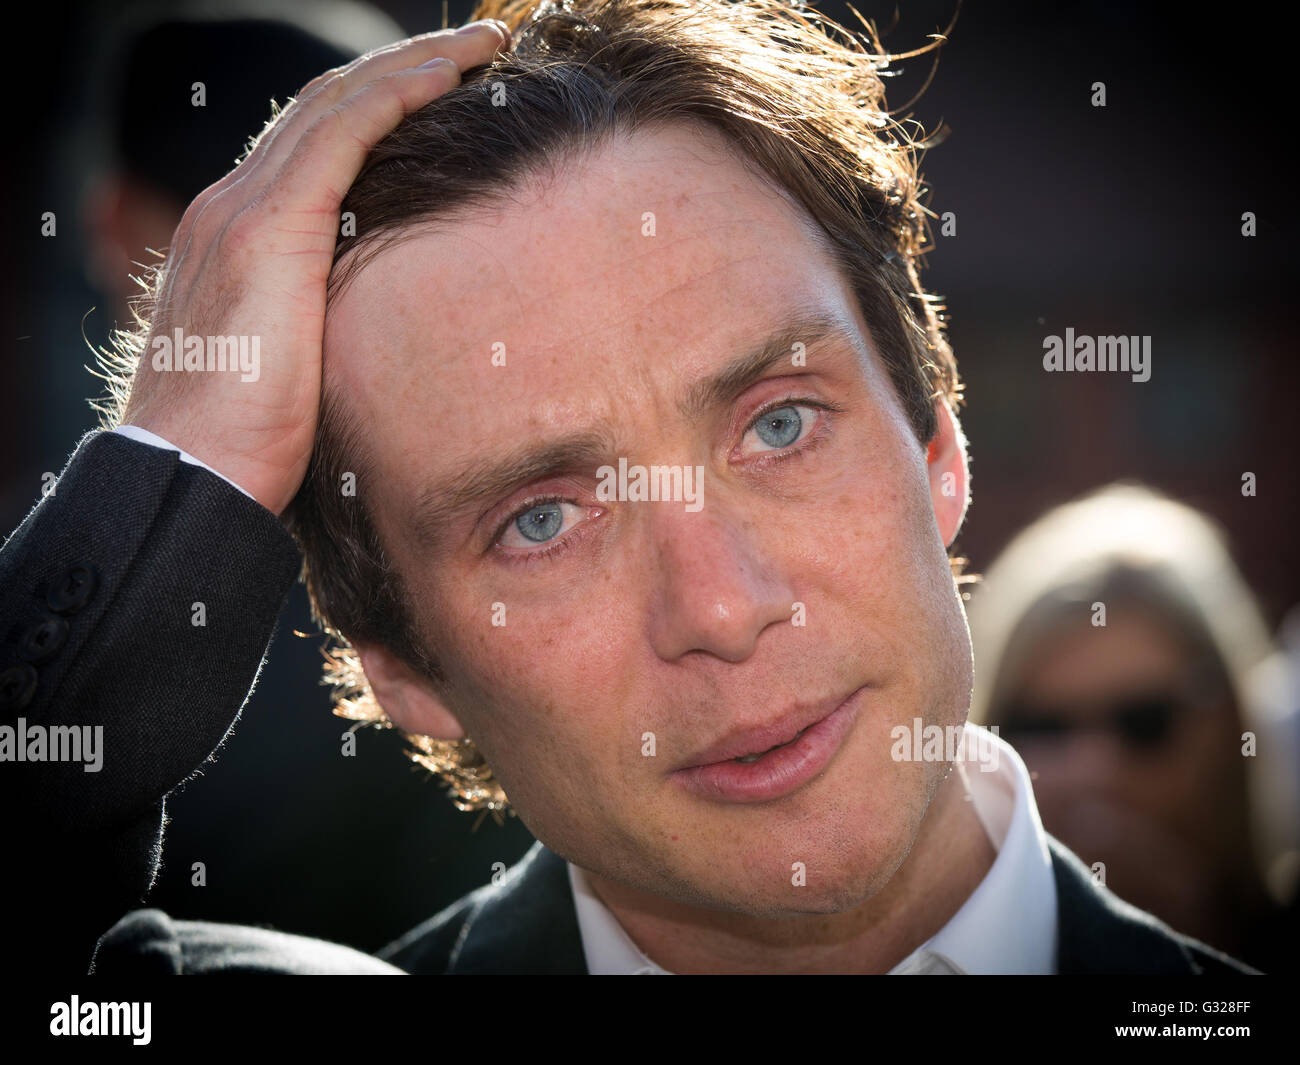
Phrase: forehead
[{"left": 323, "top": 120, "right": 873, "bottom": 484}]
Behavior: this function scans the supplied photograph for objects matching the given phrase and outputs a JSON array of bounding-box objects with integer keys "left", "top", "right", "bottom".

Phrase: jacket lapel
[
  {"left": 1047, "top": 834, "right": 1199, "bottom": 973},
  {"left": 449, "top": 841, "right": 587, "bottom": 974}
]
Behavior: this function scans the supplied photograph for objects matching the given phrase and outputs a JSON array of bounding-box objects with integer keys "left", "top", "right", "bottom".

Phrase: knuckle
[
  {"left": 271, "top": 71, "right": 348, "bottom": 137},
  {"left": 295, "top": 104, "right": 346, "bottom": 157},
  {"left": 313, "top": 101, "right": 351, "bottom": 143},
  {"left": 317, "top": 72, "right": 350, "bottom": 107},
  {"left": 217, "top": 204, "right": 264, "bottom": 255},
  {"left": 299, "top": 63, "right": 346, "bottom": 98},
  {"left": 176, "top": 186, "right": 216, "bottom": 237},
  {"left": 188, "top": 184, "right": 243, "bottom": 246},
  {"left": 177, "top": 160, "right": 253, "bottom": 244}
]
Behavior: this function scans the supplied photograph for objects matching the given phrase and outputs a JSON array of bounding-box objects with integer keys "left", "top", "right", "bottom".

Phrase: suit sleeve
[{"left": 0, "top": 429, "right": 303, "bottom": 974}]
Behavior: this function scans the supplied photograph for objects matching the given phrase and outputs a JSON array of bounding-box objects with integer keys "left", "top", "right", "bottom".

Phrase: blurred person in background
[
  {"left": 968, "top": 482, "right": 1300, "bottom": 971},
  {"left": 83, "top": 0, "right": 404, "bottom": 329},
  {"left": 1244, "top": 603, "right": 1300, "bottom": 915}
]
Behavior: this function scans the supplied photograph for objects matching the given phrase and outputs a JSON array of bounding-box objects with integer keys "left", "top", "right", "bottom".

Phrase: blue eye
[
  {"left": 497, "top": 498, "right": 594, "bottom": 553},
  {"left": 737, "top": 399, "right": 839, "bottom": 461},
  {"left": 515, "top": 502, "right": 564, "bottom": 543},
  {"left": 754, "top": 405, "right": 803, "bottom": 449}
]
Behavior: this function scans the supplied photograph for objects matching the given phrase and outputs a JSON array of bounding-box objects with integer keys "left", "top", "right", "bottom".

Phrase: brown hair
[{"left": 107, "top": 0, "right": 963, "bottom": 815}]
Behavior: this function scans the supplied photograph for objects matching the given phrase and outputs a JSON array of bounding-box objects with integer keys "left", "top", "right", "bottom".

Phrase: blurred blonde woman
[{"left": 968, "top": 483, "right": 1299, "bottom": 970}]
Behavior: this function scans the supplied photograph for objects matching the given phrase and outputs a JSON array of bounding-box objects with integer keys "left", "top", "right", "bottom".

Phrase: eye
[
  {"left": 498, "top": 498, "right": 592, "bottom": 550},
  {"left": 740, "top": 402, "right": 821, "bottom": 456}
]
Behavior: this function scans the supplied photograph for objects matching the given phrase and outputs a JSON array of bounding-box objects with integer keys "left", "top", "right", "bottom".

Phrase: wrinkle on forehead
[{"left": 320, "top": 121, "right": 867, "bottom": 532}]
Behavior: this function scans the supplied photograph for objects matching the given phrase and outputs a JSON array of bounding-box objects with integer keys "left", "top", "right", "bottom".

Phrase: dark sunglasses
[{"left": 999, "top": 692, "right": 1191, "bottom": 752}]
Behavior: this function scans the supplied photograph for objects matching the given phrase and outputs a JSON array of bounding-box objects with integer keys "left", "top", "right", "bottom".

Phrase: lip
[{"left": 671, "top": 686, "right": 867, "bottom": 804}]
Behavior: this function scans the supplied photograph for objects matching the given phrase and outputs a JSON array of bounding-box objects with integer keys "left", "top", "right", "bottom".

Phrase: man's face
[{"left": 325, "top": 122, "right": 973, "bottom": 917}]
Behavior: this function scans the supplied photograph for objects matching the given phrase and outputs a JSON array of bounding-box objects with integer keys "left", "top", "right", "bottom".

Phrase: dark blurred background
[{"left": 1, "top": 0, "right": 1295, "bottom": 961}]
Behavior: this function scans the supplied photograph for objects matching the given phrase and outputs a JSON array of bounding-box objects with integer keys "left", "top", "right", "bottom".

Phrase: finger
[
  {"left": 162, "top": 21, "right": 508, "bottom": 280},
  {"left": 287, "top": 17, "right": 509, "bottom": 120},
  {"left": 243, "top": 59, "right": 467, "bottom": 248},
  {"left": 240, "top": 21, "right": 507, "bottom": 183}
]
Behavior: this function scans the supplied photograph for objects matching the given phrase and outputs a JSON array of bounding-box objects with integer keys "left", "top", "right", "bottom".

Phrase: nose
[{"left": 646, "top": 497, "right": 796, "bottom": 663}]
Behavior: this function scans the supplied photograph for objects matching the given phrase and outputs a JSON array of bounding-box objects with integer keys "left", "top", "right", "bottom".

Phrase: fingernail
[
  {"left": 455, "top": 19, "right": 495, "bottom": 35},
  {"left": 419, "top": 56, "right": 457, "bottom": 70}
]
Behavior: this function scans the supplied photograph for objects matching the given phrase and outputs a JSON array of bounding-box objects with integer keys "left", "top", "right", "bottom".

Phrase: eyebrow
[
  {"left": 676, "top": 309, "right": 861, "bottom": 421},
  {"left": 410, "top": 432, "right": 613, "bottom": 546},
  {"left": 408, "top": 309, "right": 863, "bottom": 547}
]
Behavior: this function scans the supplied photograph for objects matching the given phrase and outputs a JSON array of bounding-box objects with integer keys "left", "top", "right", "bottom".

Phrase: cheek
[
  {"left": 803, "top": 427, "right": 970, "bottom": 698},
  {"left": 821, "top": 721, "right": 947, "bottom": 892},
  {"left": 418, "top": 583, "right": 645, "bottom": 812},
  {"left": 1159, "top": 712, "right": 1244, "bottom": 813}
]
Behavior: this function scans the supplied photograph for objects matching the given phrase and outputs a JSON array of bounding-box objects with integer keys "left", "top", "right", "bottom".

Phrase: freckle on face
[{"left": 324, "top": 121, "right": 971, "bottom": 917}]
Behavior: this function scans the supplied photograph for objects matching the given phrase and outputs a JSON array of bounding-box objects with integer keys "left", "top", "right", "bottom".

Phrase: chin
[
  {"left": 687, "top": 857, "right": 897, "bottom": 919},
  {"left": 662, "top": 805, "right": 921, "bottom": 918},
  {"left": 797, "top": 828, "right": 919, "bottom": 913}
]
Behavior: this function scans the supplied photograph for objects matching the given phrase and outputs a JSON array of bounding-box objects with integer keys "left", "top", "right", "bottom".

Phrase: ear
[
  {"left": 354, "top": 642, "right": 466, "bottom": 741},
  {"left": 925, "top": 397, "right": 970, "bottom": 549}
]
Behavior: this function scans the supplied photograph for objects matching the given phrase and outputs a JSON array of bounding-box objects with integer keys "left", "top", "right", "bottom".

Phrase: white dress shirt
[{"left": 569, "top": 721, "right": 1059, "bottom": 974}]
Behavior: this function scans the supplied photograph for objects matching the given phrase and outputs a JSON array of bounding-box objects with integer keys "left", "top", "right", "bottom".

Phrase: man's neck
[{"left": 583, "top": 764, "right": 997, "bottom": 974}]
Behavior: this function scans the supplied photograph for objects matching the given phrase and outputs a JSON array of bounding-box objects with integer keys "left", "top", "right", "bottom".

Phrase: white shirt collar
[{"left": 568, "top": 721, "right": 1058, "bottom": 974}]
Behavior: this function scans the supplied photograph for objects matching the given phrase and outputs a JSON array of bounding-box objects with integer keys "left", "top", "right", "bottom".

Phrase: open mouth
[
  {"left": 730, "top": 725, "right": 812, "bottom": 763},
  {"left": 672, "top": 688, "right": 866, "bottom": 804}
]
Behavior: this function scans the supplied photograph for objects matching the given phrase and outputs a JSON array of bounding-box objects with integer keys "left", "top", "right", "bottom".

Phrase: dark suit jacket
[
  {"left": 2, "top": 431, "right": 1258, "bottom": 975},
  {"left": 92, "top": 833, "right": 1256, "bottom": 974}
]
